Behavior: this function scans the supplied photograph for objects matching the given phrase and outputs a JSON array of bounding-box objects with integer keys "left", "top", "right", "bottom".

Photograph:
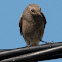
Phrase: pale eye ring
[{"left": 31, "top": 9, "right": 35, "bottom": 12}]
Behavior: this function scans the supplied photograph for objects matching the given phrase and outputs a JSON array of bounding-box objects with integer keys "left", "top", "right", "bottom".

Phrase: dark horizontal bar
[
  {"left": 1, "top": 46, "right": 62, "bottom": 62},
  {"left": 0, "top": 42, "right": 62, "bottom": 61}
]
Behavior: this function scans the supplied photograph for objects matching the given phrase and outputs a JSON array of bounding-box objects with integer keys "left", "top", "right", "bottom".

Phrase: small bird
[{"left": 19, "top": 4, "right": 46, "bottom": 46}]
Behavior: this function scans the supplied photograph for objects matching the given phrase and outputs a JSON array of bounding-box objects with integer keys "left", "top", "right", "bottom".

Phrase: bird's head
[{"left": 26, "top": 4, "right": 42, "bottom": 16}]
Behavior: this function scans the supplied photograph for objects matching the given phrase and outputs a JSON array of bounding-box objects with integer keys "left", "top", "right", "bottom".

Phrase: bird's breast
[{"left": 22, "top": 19, "right": 44, "bottom": 41}]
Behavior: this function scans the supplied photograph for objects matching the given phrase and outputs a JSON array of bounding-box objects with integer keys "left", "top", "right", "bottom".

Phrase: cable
[
  {"left": 0, "top": 42, "right": 62, "bottom": 61},
  {"left": 1, "top": 46, "right": 62, "bottom": 62}
]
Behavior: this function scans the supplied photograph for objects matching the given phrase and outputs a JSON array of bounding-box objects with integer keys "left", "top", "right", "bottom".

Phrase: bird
[{"left": 19, "top": 4, "right": 46, "bottom": 46}]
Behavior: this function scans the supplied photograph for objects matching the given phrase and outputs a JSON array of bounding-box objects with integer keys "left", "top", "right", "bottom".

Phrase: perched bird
[{"left": 19, "top": 4, "right": 46, "bottom": 46}]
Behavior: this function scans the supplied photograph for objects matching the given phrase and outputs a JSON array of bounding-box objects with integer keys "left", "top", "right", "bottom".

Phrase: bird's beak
[{"left": 38, "top": 12, "right": 42, "bottom": 16}]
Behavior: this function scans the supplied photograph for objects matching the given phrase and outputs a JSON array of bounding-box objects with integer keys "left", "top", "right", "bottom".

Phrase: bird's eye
[{"left": 31, "top": 9, "right": 35, "bottom": 12}]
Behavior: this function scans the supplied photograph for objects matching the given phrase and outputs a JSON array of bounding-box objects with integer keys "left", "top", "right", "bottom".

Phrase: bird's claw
[
  {"left": 26, "top": 45, "right": 30, "bottom": 47},
  {"left": 41, "top": 40, "right": 54, "bottom": 44},
  {"left": 47, "top": 41, "right": 54, "bottom": 44}
]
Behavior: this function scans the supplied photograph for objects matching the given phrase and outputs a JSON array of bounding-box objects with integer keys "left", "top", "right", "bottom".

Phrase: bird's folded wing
[
  {"left": 19, "top": 14, "right": 23, "bottom": 35},
  {"left": 41, "top": 12, "right": 46, "bottom": 28}
]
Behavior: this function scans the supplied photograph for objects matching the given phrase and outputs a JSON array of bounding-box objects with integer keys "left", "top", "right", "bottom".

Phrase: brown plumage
[{"left": 19, "top": 4, "right": 46, "bottom": 46}]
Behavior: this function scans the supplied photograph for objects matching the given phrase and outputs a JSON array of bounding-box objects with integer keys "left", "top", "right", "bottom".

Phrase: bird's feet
[
  {"left": 41, "top": 40, "right": 54, "bottom": 44},
  {"left": 26, "top": 45, "right": 30, "bottom": 48}
]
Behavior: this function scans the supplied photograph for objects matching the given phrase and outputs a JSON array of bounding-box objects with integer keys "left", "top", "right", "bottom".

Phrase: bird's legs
[{"left": 26, "top": 41, "right": 31, "bottom": 47}]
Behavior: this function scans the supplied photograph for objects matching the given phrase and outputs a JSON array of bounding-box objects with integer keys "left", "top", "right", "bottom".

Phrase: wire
[{"left": 0, "top": 42, "right": 62, "bottom": 62}]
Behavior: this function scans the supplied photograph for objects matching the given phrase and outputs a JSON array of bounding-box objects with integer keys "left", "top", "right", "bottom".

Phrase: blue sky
[{"left": 0, "top": 0, "right": 62, "bottom": 62}]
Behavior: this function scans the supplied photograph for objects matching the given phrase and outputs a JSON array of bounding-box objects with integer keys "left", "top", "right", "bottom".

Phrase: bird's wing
[
  {"left": 19, "top": 14, "right": 23, "bottom": 35},
  {"left": 41, "top": 12, "right": 46, "bottom": 28}
]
